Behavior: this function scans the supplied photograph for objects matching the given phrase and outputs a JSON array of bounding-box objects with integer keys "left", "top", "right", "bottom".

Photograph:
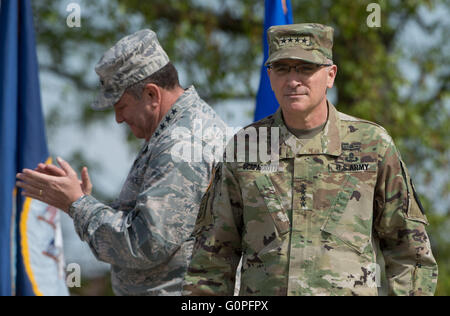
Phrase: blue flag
[
  {"left": 0, "top": 0, "right": 68, "bottom": 296},
  {"left": 254, "top": 0, "right": 293, "bottom": 121}
]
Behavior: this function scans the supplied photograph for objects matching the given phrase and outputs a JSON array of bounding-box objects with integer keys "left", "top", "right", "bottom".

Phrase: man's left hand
[{"left": 16, "top": 157, "right": 85, "bottom": 213}]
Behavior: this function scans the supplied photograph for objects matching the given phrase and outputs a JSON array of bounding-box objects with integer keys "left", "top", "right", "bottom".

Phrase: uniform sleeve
[
  {"left": 374, "top": 138, "right": 438, "bottom": 296},
  {"left": 69, "top": 150, "right": 208, "bottom": 271},
  {"left": 183, "top": 162, "right": 243, "bottom": 296}
]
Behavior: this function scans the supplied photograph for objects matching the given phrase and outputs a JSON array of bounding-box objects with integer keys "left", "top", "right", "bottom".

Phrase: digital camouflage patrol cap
[
  {"left": 265, "top": 23, "right": 334, "bottom": 66},
  {"left": 92, "top": 29, "right": 170, "bottom": 110}
]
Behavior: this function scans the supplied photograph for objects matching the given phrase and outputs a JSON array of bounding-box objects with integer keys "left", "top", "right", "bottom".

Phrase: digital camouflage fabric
[
  {"left": 183, "top": 102, "right": 438, "bottom": 296},
  {"left": 92, "top": 29, "right": 170, "bottom": 111},
  {"left": 69, "top": 86, "right": 227, "bottom": 295}
]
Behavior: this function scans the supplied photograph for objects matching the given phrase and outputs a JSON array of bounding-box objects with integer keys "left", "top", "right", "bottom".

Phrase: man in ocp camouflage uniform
[
  {"left": 183, "top": 23, "right": 438, "bottom": 296},
  {"left": 16, "top": 29, "right": 227, "bottom": 295}
]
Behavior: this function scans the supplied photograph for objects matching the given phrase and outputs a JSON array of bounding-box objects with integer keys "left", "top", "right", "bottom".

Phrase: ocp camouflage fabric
[
  {"left": 183, "top": 101, "right": 438, "bottom": 296},
  {"left": 265, "top": 23, "right": 334, "bottom": 66},
  {"left": 69, "top": 86, "right": 227, "bottom": 296}
]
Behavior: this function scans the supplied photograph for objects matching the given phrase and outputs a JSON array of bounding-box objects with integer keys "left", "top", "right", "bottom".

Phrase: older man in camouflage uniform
[
  {"left": 183, "top": 24, "right": 438, "bottom": 296},
  {"left": 16, "top": 30, "right": 227, "bottom": 295}
]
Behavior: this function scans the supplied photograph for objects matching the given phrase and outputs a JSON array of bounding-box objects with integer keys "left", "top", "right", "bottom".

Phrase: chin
[
  {"left": 129, "top": 127, "right": 143, "bottom": 139},
  {"left": 283, "top": 101, "right": 313, "bottom": 113},
  {"left": 134, "top": 132, "right": 146, "bottom": 139}
]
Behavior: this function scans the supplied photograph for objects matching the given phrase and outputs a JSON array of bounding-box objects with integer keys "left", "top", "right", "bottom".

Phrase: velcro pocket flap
[{"left": 255, "top": 175, "right": 290, "bottom": 236}]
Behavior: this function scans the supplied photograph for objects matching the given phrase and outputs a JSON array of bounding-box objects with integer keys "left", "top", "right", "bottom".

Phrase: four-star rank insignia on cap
[{"left": 280, "top": 35, "right": 312, "bottom": 47}]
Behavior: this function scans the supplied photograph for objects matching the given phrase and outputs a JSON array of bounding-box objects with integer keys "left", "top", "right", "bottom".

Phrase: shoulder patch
[
  {"left": 410, "top": 178, "right": 426, "bottom": 216},
  {"left": 399, "top": 160, "right": 429, "bottom": 225}
]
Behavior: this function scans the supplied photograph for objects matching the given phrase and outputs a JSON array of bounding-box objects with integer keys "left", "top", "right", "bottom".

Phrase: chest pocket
[
  {"left": 320, "top": 173, "right": 373, "bottom": 254},
  {"left": 254, "top": 175, "right": 290, "bottom": 236}
]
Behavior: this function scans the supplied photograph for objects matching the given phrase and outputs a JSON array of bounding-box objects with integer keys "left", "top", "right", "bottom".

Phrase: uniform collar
[
  {"left": 275, "top": 100, "right": 342, "bottom": 159},
  {"left": 150, "top": 85, "right": 199, "bottom": 140}
]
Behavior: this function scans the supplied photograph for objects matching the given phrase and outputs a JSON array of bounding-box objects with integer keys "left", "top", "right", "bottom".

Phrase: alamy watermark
[
  {"left": 66, "top": 263, "right": 81, "bottom": 288},
  {"left": 367, "top": 3, "right": 381, "bottom": 28},
  {"left": 170, "top": 121, "right": 280, "bottom": 167},
  {"left": 66, "top": 3, "right": 81, "bottom": 28},
  {"left": 66, "top": 3, "right": 381, "bottom": 30}
]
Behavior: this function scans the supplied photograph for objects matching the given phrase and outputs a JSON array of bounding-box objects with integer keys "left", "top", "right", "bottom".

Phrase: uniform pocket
[
  {"left": 320, "top": 173, "right": 372, "bottom": 254},
  {"left": 254, "top": 175, "right": 290, "bottom": 236}
]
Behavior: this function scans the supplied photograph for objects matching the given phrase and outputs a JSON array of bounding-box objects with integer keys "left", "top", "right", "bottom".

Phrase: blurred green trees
[{"left": 32, "top": 0, "right": 449, "bottom": 295}]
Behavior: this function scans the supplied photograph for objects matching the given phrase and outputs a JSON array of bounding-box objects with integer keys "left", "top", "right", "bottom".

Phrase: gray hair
[
  {"left": 126, "top": 77, "right": 156, "bottom": 100},
  {"left": 125, "top": 62, "right": 180, "bottom": 100}
]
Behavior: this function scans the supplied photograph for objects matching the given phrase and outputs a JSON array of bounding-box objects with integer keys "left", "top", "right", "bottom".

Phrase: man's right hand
[
  {"left": 35, "top": 162, "right": 93, "bottom": 195},
  {"left": 80, "top": 166, "right": 93, "bottom": 195}
]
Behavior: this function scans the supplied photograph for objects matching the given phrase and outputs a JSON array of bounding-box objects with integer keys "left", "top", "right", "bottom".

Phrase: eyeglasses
[{"left": 268, "top": 62, "right": 332, "bottom": 76}]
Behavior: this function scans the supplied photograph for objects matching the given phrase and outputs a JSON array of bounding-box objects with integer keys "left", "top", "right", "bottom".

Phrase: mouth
[
  {"left": 285, "top": 93, "right": 308, "bottom": 97},
  {"left": 285, "top": 87, "right": 309, "bottom": 97}
]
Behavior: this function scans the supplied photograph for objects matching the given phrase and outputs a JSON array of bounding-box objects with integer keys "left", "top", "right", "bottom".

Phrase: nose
[
  {"left": 286, "top": 73, "right": 303, "bottom": 89},
  {"left": 115, "top": 109, "right": 124, "bottom": 124}
]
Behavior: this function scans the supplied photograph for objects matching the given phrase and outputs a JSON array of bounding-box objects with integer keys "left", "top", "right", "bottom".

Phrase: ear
[
  {"left": 267, "top": 67, "right": 273, "bottom": 80},
  {"left": 267, "top": 68, "right": 275, "bottom": 91},
  {"left": 326, "top": 65, "right": 338, "bottom": 89},
  {"left": 144, "top": 83, "right": 162, "bottom": 108}
]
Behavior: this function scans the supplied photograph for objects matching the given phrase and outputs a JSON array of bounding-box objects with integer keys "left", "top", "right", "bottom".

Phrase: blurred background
[{"left": 30, "top": 0, "right": 448, "bottom": 295}]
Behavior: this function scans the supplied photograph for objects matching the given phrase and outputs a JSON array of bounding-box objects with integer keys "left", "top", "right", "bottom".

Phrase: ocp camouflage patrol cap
[
  {"left": 92, "top": 29, "right": 170, "bottom": 110},
  {"left": 265, "top": 23, "right": 334, "bottom": 66}
]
